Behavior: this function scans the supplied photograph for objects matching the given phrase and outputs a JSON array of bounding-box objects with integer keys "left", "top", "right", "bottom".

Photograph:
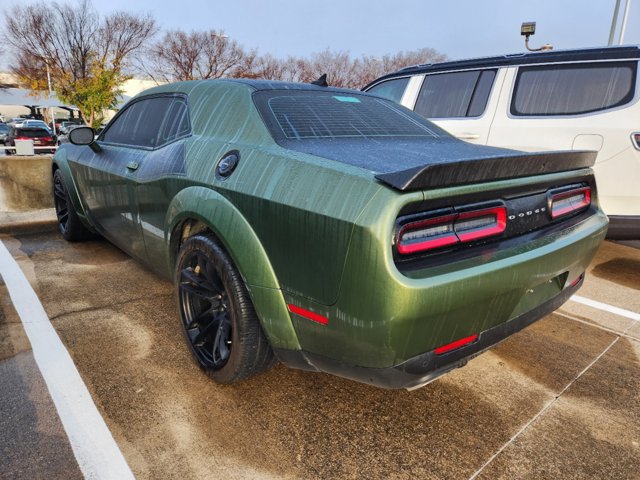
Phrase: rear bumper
[
  {"left": 607, "top": 215, "right": 640, "bottom": 239},
  {"left": 276, "top": 276, "right": 582, "bottom": 389}
]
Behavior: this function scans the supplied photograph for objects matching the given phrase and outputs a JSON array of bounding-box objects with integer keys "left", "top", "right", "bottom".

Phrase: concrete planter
[{"left": 0, "top": 156, "right": 54, "bottom": 212}]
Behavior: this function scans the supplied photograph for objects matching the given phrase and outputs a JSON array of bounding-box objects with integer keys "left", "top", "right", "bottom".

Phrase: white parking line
[
  {"left": 0, "top": 241, "right": 135, "bottom": 480},
  {"left": 570, "top": 294, "right": 640, "bottom": 322}
]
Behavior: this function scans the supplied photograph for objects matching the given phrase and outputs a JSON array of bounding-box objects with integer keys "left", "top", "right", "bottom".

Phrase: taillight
[
  {"left": 15, "top": 136, "right": 30, "bottom": 140},
  {"left": 397, "top": 205, "right": 506, "bottom": 255},
  {"left": 549, "top": 187, "right": 591, "bottom": 219},
  {"left": 632, "top": 132, "right": 640, "bottom": 150}
]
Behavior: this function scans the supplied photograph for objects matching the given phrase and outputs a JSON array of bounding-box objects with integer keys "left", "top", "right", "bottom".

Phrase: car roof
[{"left": 365, "top": 45, "right": 640, "bottom": 87}]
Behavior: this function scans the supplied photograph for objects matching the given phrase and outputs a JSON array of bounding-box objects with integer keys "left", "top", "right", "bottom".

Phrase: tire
[
  {"left": 53, "top": 169, "right": 93, "bottom": 241},
  {"left": 175, "top": 233, "right": 275, "bottom": 383}
]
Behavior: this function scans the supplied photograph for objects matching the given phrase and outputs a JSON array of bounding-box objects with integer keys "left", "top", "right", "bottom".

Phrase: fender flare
[{"left": 166, "top": 186, "right": 301, "bottom": 350}]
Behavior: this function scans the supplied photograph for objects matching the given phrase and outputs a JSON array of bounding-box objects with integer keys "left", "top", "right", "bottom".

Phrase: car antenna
[{"left": 311, "top": 74, "right": 329, "bottom": 87}]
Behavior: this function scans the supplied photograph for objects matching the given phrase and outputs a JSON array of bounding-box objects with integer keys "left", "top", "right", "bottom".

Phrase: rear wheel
[
  {"left": 175, "top": 233, "right": 275, "bottom": 383},
  {"left": 53, "top": 169, "right": 93, "bottom": 241}
]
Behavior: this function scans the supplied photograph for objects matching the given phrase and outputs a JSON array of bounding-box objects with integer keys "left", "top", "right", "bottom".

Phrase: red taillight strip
[
  {"left": 455, "top": 206, "right": 507, "bottom": 243},
  {"left": 397, "top": 214, "right": 458, "bottom": 255},
  {"left": 397, "top": 206, "right": 506, "bottom": 255},
  {"left": 550, "top": 187, "right": 591, "bottom": 219},
  {"left": 434, "top": 334, "right": 479, "bottom": 355},
  {"left": 631, "top": 132, "right": 640, "bottom": 151},
  {"left": 287, "top": 304, "right": 329, "bottom": 325}
]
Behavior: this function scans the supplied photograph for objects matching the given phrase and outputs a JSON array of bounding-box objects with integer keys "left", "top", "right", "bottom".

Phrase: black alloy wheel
[
  {"left": 175, "top": 233, "right": 275, "bottom": 383},
  {"left": 52, "top": 169, "right": 93, "bottom": 241},
  {"left": 53, "top": 171, "right": 70, "bottom": 235},
  {"left": 179, "top": 249, "right": 233, "bottom": 369}
]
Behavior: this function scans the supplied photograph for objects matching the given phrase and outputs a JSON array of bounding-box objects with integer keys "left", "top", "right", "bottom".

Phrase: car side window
[
  {"left": 511, "top": 61, "right": 636, "bottom": 116},
  {"left": 158, "top": 97, "right": 191, "bottom": 144},
  {"left": 414, "top": 69, "right": 496, "bottom": 119},
  {"left": 102, "top": 96, "right": 190, "bottom": 148},
  {"left": 366, "top": 77, "right": 410, "bottom": 104}
]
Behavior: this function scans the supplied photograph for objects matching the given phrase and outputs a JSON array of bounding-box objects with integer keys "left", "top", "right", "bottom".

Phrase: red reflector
[
  {"left": 632, "top": 132, "right": 640, "bottom": 150},
  {"left": 287, "top": 304, "right": 328, "bottom": 325},
  {"left": 434, "top": 334, "right": 479, "bottom": 355},
  {"left": 568, "top": 273, "right": 584, "bottom": 288},
  {"left": 550, "top": 187, "right": 591, "bottom": 219}
]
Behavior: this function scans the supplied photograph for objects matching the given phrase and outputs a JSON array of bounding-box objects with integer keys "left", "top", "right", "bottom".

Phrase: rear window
[
  {"left": 511, "top": 61, "right": 637, "bottom": 116},
  {"left": 254, "top": 91, "right": 441, "bottom": 140},
  {"left": 16, "top": 128, "right": 49, "bottom": 138}
]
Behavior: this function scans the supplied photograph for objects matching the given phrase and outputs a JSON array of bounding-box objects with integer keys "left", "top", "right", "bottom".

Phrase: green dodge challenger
[{"left": 53, "top": 79, "right": 608, "bottom": 389}]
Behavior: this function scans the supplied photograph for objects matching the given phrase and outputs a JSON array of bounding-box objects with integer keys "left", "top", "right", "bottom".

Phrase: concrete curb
[{"left": 0, "top": 209, "right": 58, "bottom": 235}]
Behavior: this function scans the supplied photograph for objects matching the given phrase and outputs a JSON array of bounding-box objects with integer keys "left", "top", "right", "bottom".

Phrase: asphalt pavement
[{"left": 1, "top": 224, "right": 639, "bottom": 479}]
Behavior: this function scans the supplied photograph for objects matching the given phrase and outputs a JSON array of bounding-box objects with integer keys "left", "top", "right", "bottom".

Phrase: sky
[{"left": 1, "top": 0, "right": 638, "bottom": 63}]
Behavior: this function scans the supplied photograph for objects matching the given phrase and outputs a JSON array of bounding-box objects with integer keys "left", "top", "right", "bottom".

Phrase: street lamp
[
  {"left": 45, "top": 60, "right": 56, "bottom": 136},
  {"left": 521, "top": 22, "right": 553, "bottom": 52}
]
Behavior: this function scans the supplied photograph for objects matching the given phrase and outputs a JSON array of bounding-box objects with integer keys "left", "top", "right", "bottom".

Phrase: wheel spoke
[
  {"left": 185, "top": 305, "right": 214, "bottom": 330},
  {"left": 54, "top": 183, "right": 66, "bottom": 200},
  {"left": 211, "top": 314, "right": 231, "bottom": 365},
  {"left": 193, "top": 313, "right": 221, "bottom": 347},
  {"left": 58, "top": 209, "right": 69, "bottom": 223},
  {"left": 179, "top": 267, "right": 216, "bottom": 300}
]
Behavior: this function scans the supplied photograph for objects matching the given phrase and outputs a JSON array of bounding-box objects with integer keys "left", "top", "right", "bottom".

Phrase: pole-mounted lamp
[{"left": 521, "top": 22, "right": 553, "bottom": 52}]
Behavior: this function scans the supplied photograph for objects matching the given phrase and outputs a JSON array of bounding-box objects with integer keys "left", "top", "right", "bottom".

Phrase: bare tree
[
  {"left": 143, "top": 30, "right": 253, "bottom": 82},
  {"left": 3, "top": 0, "right": 156, "bottom": 126},
  {"left": 250, "top": 47, "right": 446, "bottom": 89}
]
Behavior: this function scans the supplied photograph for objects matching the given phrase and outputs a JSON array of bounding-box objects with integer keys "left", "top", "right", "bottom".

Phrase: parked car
[
  {"left": 364, "top": 45, "right": 640, "bottom": 239},
  {"left": 56, "top": 124, "right": 83, "bottom": 145},
  {"left": 22, "top": 119, "right": 53, "bottom": 134},
  {"left": 0, "top": 123, "right": 9, "bottom": 143},
  {"left": 53, "top": 80, "right": 607, "bottom": 389},
  {"left": 55, "top": 119, "right": 85, "bottom": 134},
  {"left": 4, "top": 126, "right": 56, "bottom": 154}
]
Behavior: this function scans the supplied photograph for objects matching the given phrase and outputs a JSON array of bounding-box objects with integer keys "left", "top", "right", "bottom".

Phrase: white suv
[{"left": 364, "top": 46, "right": 640, "bottom": 239}]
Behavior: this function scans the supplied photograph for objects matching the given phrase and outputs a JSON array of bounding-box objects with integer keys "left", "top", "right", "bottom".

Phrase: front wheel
[
  {"left": 175, "top": 233, "right": 275, "bottom": 383},
  {"left": 53, "top": 169, "right": 93, "bottom": 241}
]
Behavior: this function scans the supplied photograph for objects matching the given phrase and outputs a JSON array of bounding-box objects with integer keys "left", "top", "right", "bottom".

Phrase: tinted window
[
  {"left": 254, "top": 91, "right": 441, "bottom": 140},
  {"left": 102, "top": 96, "right": 190, "bottom": 148},
  {"left": 414, "top": 70, "right": 496, "bottom": 119},
  {"left": 0, "top": 125, "right": 9, "bottom": 133},
  {"left": 512, "top": 62, "right": 636, "bottom": 116},
  {"left": 159, "top": 97, "right": 191, "bottom": 144},
  {"left": 16, "top": 128, "right": 49, "bottom": 138},
  {"left": 367, "top": 77, "right": 410, "bottom": 103}
]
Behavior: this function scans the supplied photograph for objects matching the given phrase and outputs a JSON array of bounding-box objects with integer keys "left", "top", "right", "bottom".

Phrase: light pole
[
  {"left": 609, "top": 0, "right": 633, "bottom": 45},
  {"left": 45, "top": 61, "right": 56, "bottom": 136}
]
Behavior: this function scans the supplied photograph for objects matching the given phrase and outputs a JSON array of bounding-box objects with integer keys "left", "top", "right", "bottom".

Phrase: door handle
[
  {"left": 457, "top": 133, "right": 481, "bottom": 140},
  {"left": 126, "top": 161, "right": 139, "bottom": 171}
]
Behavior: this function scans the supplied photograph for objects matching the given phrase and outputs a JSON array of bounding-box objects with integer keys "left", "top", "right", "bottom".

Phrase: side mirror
[{"left": 69, "top": 126, "right": 101, "bottom": 152}]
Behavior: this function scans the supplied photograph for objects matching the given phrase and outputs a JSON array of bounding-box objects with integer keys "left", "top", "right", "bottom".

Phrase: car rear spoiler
[{"left": 375, "top": 150, "right": 597, "bottom": 191}]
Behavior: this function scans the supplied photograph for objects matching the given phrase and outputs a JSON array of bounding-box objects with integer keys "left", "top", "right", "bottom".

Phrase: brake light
[
  {"left": 434, "top": 334, "right": 479, "bottom": 355},
  {"left": 397, "top": 206, "right": 506, "bottom": 255},
  {"left": 549, "top": 187, "right": 591, "bottom": 219},
  {"left": 15, "top": 136, "right": 30, "bottom": 140},
  {"left": 632, "top": 132, "right": 640, "bottom": 150}
]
